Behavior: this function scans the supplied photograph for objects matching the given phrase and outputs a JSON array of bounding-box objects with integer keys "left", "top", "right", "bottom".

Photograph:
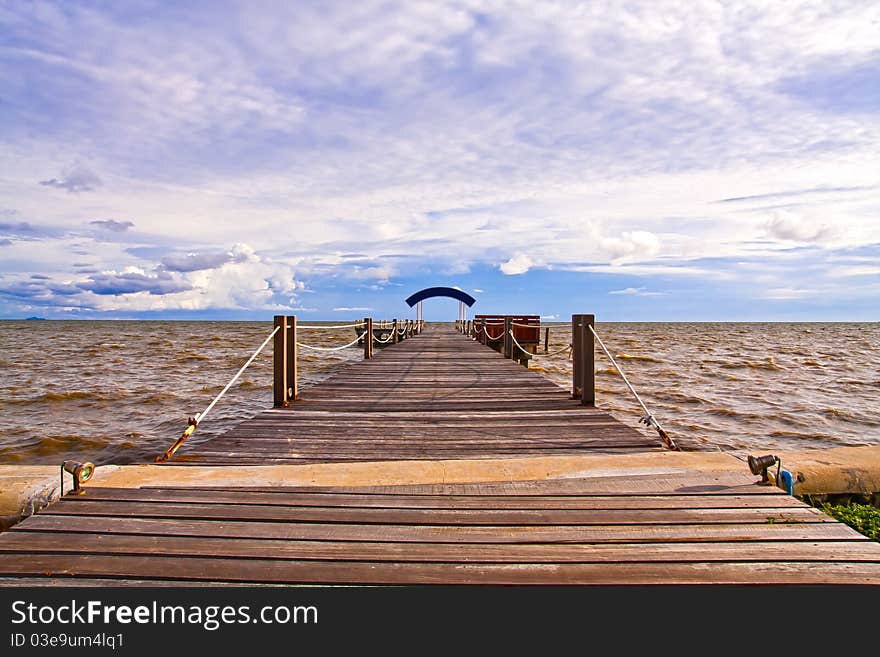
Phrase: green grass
[{"left": 821, "top": 503, "right": 880, "bottom": 542}]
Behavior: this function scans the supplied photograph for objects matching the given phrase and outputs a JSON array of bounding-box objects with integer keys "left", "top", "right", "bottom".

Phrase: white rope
[
  {"left": 374, "top": 331, "right": 395, "bottom": 344},
  {"left": 296, "top": 322, "right": 365, "bottom": 330},
  {"left": 510, "top": 321, "right": 540, "bottom": 328},
  {"left": 297, "top": 333, "right": 363, "bottom": 352},
  {"left": 587, "top": 324, "right": 677, "bottom": 450},
  {"left": 509, "top": 330, "right": 572, "bottom": 359},
  {"left": 484, "top": 327, "right": 504, "bottom": 340},
  {"left": 199, "top": 325, "right": 280, "bottom": 426}
]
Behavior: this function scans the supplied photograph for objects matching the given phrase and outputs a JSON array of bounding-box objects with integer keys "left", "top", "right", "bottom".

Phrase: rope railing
[
  {"left": 156, "top": 324, "right": 281, "bottom": 463},
  {"left": 373, "top": 331, "right": 395, "bottom": 344},
  {"left": 587, "top": 324, "right": 678, "bottom": 451},
  {"left": 508, "top": 330, "right": 571, "bottom": 359},
  {"left": 157, "top": 315, "right": 421, "bottom": 462},
  {"left": 484, "top": 326, "right": 505, "bottom": 340},
  {"left": 297, "top": 333, "right": 364, "bottom": 352},
  {"left": 296, "top": 322, "right": 365, "bottom": 330}
]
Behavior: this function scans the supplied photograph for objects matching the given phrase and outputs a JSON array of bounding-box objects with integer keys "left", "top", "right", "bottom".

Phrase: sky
[{"left": 0, "top": 1, "right": 878, "bottom": 321}]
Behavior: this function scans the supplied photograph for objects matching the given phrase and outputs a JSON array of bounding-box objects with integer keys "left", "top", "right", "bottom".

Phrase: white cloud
[
  {"left": 761, "top": 287, "right": 816, "bottom": 300},
  {"left": 608, "top": 287, "right": 667, "bottom": 297},
  {"left": 828, "top": 266, "right": 880, "bottom": 278},
  {"left": 499, "top": 253, "right": 533, "bottom": 275},
  {"left": 333, "top": 306, "right": 373, "bottom": 312},
  {"left": 764, "top": 212, "right": 837, "bottom": 243},
  {"left": 600, "top": 231, "right": 662, "bottom": 264}
]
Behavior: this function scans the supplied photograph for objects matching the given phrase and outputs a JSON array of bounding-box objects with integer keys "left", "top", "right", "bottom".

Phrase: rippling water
[{"left": 0, "top": 320, "right": 877, "bottom": 465}]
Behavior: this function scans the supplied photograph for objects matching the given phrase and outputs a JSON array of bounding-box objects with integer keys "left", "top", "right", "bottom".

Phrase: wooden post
[
  {"left": 392, "top": 318, "right": 398, "bottom": 344},
  {"left": 364, "top": 317, "right": 373, "bottom": 359},
  {"left": 571, "top": 314, "right": 595, "bottom": 406},
  {"left": 503, "top": 317, "right": 513, "bottom": 359},
  {"left": 544, "top": 327, "right": 550, "bottom": 353},
  {"left": 287, "top": 315, "right": 298, "bottom": 402},
  {"left": 273, "top": 315, "right": 289, "bottom": 407}
]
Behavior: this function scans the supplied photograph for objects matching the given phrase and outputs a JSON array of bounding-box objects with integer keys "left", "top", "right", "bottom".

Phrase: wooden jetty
[{"left": 1, "top": 318, "right": 879, "bottom": 585}]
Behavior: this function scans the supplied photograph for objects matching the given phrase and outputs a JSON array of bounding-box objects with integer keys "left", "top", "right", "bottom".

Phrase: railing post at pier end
[
  {"left": 287, "top": 315, "right": 298, "bottom": 402},
  {"left": 273, "top": 315, "right": 289, "bottom": 407},
  {"left": 364, "top": 317, "right": 374, "bottom": 359},
  {"left": 571, "top": 314, "right": 595, "bottom": 406},
  {"left": 503, "top": 317, "right": 513, "bottom": 360},
  {"left": 392, "top": 318, "right": 398, "bottom": 344}
]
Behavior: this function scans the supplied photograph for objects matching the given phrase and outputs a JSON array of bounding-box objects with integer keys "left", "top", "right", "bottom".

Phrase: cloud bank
[{"left": 0, "top": 1, "right": 877, "bottom": 318}]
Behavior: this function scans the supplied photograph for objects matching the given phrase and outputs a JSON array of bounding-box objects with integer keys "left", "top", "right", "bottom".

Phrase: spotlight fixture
[
  {"left": 60, "top": 460, "right": 95, "bottom": 495},
  {"left": 747, "top": 454, "right": 780, "bottom": 484}
]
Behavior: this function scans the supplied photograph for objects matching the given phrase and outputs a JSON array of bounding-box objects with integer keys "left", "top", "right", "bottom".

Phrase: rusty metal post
[
  {"left": 273, "top": 315, "right": 289, "bottom": 407},
  {"left": 503, "top": 317, "right": 512, "bottom": 359},
  {"left": 544, "top": 327, "right": 550, "bottom": 353},
  {"left": 571, "top": 314, "right": 595, "bottom": 406}
]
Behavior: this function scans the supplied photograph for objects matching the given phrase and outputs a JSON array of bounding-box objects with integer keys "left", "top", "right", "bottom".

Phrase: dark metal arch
[{"left": 405, "top": 286, "right": 476, "bottom": 307}]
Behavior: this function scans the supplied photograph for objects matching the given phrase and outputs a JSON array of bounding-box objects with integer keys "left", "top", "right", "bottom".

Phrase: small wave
[
  {"left": 706, "top": 407, "right": 738, "bottom": 417},
  {"left": 138, "top": 391, "right": 181, "bottom": 404},
  {"left": 653, "top": 390, "right": 710, "bottom": 405},
  {"left": 768, "top": 429, "right": 833, "bottom": 440},
  {"left": 615, "top": 353, "right": 663, "bottom": 363},
  {"left": 99, "top": 342, "right": 125, "bottom": 349},
  {"left": 721, "top": 357, "right": 784, "bottom": 371},
  {"left": 178, "top": 352, "right": 210, "bottom": 362},
  {"left": 39, "top": 390, "right": 130, "bottom": 403},
  {"left": 802, "top": 359, "right": 823, "bottom": 367},
  {"left": 596, "top": 367, "right": 619, "bottom": 376}
]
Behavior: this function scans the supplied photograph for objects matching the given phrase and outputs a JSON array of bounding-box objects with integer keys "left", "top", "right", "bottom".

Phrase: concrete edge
[{"left": 0, "top": 467, "right": 74, "bottom": 532}]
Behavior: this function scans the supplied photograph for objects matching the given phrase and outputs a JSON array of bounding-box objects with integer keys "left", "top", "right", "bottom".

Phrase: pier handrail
[
  {"left": 156, "top": 324, "right": 281, "bottom": 463},
  {"left": 587, "top": 324, "right": 678, "bottom": 451},
  {"left": 298, "top": 322, "right": 365, "bottom": 330},
  {"left": 484, "top": 325, "right": 505, "bottom": 340},
  {"left": 296, "top": 334, "right": 363, "bottom": 351},
  {"left": 157, "top": 314, "right": 420, "bottom": 462},
  {"left": 508, "top": 330, "right": 572, "bottom": 358}
]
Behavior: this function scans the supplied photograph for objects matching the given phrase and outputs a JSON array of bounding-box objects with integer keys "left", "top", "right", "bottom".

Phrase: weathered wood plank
[
  {"left": 2, "top": 533, "right": 878, "bottom": 564},
  {"left": 37, "top": 500, "right": 830, "bottom": 524},
  {"left": 13, "top": 514, "right": 861, "bottom": 544},
  {"left": 0, "top": 554, "right": 877, "bottom": 584},
  {"left": 67, "top": 488, "right": 808, "bottom": 509}
]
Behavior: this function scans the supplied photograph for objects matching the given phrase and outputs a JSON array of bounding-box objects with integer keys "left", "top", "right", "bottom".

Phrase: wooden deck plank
[
  {"left": 31, "top": 499, "right": 830, "bottom": 525},
  {"left": 0, "top": 554, "right": 878, "bottom": 584},
  {"left": 2, "top": 533, "right": 878, "bottom": 564},
  {"left": 65, "top": 487, "right": 809, "bottom": 509},
  {"left": 10, "top": 514, "right": 862, "bottom": 544}
]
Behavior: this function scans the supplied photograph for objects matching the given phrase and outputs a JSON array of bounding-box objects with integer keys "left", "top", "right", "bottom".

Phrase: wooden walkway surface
[
  {"left": 174, "top": 326, "right": 659, "bottom": 465},
  {"left": 1, "top": 327, "right": 879, "bottom": 585}
]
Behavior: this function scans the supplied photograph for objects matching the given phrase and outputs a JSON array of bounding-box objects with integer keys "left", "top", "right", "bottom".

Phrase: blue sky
[{"left": 0, "top": 1, "right": 878, "bottom": 321}]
